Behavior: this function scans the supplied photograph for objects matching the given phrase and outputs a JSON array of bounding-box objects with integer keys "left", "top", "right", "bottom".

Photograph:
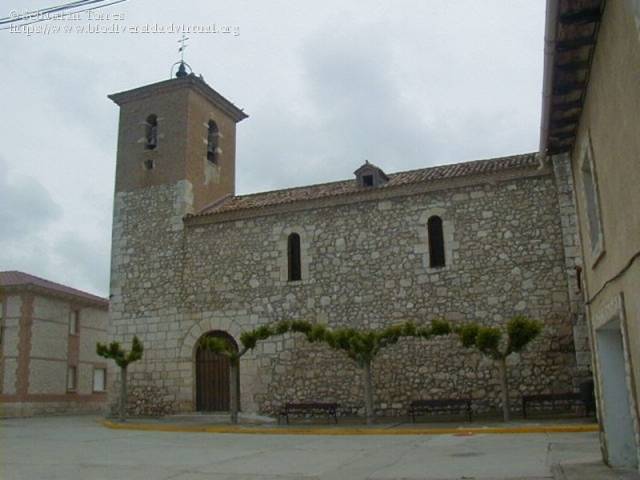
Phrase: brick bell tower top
[{"left": 108, "top": 71, "right": 248, "bottom": 212}]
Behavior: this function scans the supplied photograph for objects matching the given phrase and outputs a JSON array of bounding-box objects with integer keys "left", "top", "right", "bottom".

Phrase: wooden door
[{"left": 196, "top": 336, "right": 232, "bottom": 412}]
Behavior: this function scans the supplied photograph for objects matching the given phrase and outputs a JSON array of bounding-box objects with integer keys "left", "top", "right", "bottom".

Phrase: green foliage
[
  {"left": 476, "top": 327, "right": 502, "bottom": 359},
  {"left": 381, "top": 324, "right": 403, "bottom": 340},
  {"left": 454, "top": 316, "right": 542, "bottom": 360},
  {"left": 308, "top": 324, "right": 329, "bottom": 343},
  {"left": 200, "top": 336, "right": 233, "bottom": 356},
  {"left": 458, "top": 324, "right": 480, "bottom": 348},
  {"left": 239, "top": 331, "right": 258, "bottom": 350},
  {"left": 200, "top": 318, "right": 456, "bottom": 370},
  {"left": 401, "top": 321, "right": 417, "bottom": 337},
  {"left": 298, "top": 320, "right": 453, "bottom": 367},
  {"left": 416, "top": 326, "right": 432, "bottom": 339},
  {"left": 430, "top": 318, "right": 451, "bottom": 336},
  {"left": 254, "top": 325, "right": 274, "bottom": 340},
  {"left": 289, "top": 320, "right": 311, "bottom": 334},
  {"left": 331, "top": 328, "right": 356, "bottom": 350},
  {"left": 275, "top": 320, "right": 291, "bottom": 335},
  {"left": 507, "top": 316, "right": 543, "bottom": 354},
  {"left": 96, "top": 336, "right": 144, "bottom": 368}
]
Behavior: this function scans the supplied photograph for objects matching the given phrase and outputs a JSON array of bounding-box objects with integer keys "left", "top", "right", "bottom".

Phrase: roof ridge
[
  {"left": 229, "top": 152, "right": 537, "bottom": 200},
  {"left": 384, "top": 152, "right": 537, "bottom": 178},
  {"left": 230, "top": 178, "right": 353, "bottom": 200},
  {"left": 194, "top": 152, "right": 540, "bottom": 218}
]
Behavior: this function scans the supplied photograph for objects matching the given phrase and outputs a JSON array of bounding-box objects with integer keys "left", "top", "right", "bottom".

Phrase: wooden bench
[
  {"left": 409, "top": 399, "right": 473, "bottom": 422},
  {"left": 522, "top": 393, "right": 587, "bottom": 418},
  {"left": 279, "top": 402, "right": 338, "bottom": 424}
]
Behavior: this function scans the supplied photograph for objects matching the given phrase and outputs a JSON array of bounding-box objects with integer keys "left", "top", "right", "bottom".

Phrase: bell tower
[
  {"left": 106, "top": 70, "right": 248, "bottom": 417},
  {"left": 108, "top": 69, "right": 248, "bottom": 212}
]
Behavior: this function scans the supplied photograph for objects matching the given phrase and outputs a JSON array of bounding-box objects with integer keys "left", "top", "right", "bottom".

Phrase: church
[{"left": 107, "top": 67, "right": 589, "bottom": 417}]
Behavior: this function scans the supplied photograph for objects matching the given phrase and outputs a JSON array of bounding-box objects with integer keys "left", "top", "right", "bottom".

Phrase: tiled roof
[
  {"left": 195, "top": 153, "right": 540, "bottom": 217},
  {"left": 0, "top": 271, "right": 108, "bottom": 307}
]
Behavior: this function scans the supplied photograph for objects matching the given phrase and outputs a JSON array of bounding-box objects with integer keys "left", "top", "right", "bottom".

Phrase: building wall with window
[
  {"left": 108, "top": 105, "right": 587, "bottom": 418},
  {"left": 0, "top": 273, "right": 108, "bottom": 417},
  {"left": 107, "top": 73, "right": 587, "bottom": 418},
  {"left": 558, "top": 0, "right": 640, "bottom": 468}
]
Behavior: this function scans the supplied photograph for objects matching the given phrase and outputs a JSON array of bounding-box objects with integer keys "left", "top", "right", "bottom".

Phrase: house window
[
  {"left": 145, "top": 114, "right": 158, "bottom": 150},
  {"left": 287, "top": 233, "right": 302, "bottom": 281},
  {"left": 362, "top": 174, "right": 374, "bottom": 187},
  {"left": 93, "top": 368, "right": 106, "bottom": 392},
  {"left": 581, "top": 144, "right": 604, "bottom": 259},
  {"left": 207, "top": 120, "right": 220, "bottom": 163},
  {"left": 69, "top": 311, "right": 79, "bottom": 335},
  {"left": 67, "top": 366, "right": 77, "bottom": 392},
  {"left": 428, "top": 216, "right": 446, "bottom": 268}
]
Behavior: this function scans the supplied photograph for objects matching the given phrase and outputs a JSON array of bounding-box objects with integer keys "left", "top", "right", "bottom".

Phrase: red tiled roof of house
[
  {"left": 194, "top": 152, "right": 540, "bottom": 217},
  {"left": 0, "top": 271, "right": 108, "bottom": 307}
]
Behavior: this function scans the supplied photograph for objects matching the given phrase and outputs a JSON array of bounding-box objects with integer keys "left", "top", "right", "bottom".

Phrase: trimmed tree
[
  {"left": 200, "top": 319, "right": 452, "bottom": 425},
  {"left": 96, "top": 336, "right": 144, "bottom": 422},
  {"left": 293, "top": 319, "right": 452, "bottom": 425},
  {"left": 455, "top": 316, "right": 542, "bottom": 422}
]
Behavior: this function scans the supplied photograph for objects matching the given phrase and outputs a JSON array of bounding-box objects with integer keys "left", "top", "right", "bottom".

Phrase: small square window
[
  {"left": 69, "top": 311, "right": 79, "bottom": 335},
  {"left": 362, "top": 175, "right": 374, "bottom": 187},
  {"left": 67, "top": 366, "right": 77, "bottom": 392},
  {"left": 93, "top": 368, "right": 106, "bottom": 392}
]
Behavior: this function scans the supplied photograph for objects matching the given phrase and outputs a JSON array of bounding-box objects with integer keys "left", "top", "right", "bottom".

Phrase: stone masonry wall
[
  {"left": 551, "top": 153, "right": 591, "bottom": 379},
  {"left": 109, "top": 167, "right": 583, "bottom": 417}
]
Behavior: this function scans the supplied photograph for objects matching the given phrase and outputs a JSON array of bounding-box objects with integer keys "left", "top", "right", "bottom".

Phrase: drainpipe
[{"left": 539, "top": 0, "right": 560, "bottom": 158}]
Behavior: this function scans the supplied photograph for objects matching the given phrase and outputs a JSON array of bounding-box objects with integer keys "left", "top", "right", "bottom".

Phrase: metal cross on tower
[{"left": 178, "top": 34, "right": 189, "bottom": 63}]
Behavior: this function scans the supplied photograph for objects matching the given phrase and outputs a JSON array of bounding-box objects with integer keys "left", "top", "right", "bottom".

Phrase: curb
[{"left": 102, "top": 420, "right": 599, "bottom": 436}]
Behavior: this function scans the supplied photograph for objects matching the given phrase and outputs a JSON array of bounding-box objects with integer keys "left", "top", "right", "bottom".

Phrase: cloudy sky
[{"left": 1, "top": 0, "right": 545, "bottom": 297}]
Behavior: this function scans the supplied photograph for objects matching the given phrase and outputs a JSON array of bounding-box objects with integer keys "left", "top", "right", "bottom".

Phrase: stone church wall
[{"left": 110, "top": 166, "right": 582, "bottom": 417}]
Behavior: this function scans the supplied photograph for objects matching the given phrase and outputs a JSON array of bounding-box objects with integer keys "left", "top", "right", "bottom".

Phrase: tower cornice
[{"left": 108, "top": 74, "right": 248, "bottom": 123}]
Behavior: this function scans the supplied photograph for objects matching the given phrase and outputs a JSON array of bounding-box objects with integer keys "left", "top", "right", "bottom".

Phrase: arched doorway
[{"left": 195, "top": 331, "right": 238, "bottom": 412}]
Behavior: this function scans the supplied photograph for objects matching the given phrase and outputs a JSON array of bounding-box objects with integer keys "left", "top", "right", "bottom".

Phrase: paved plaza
[{"left": 0, "top": 415, "right": 632, "bottom": 479}]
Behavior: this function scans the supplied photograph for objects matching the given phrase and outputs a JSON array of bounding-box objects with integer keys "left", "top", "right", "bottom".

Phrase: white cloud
[{"left": 1, "top": 0, "right": 545, "bottom": 296}]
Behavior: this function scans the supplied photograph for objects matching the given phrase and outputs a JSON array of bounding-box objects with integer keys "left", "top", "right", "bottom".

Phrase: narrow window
[
  {"left": 93, "top": 368, "right": 106, "bottom": 392},
  {"left": 69, "top": 311, "right": 79, "bottom": 335},
  {"left": 428, "top": 216, "right": 445, "bottom": 268},
  {"left": 207, "top": 120, "right": 220, "bottom": 163},
  {"left": 581, "top": 149, "right": 603, "bottom": 256},
  {"left": 287, "top": 233, "right": 302, "bottom": 281},
  {"left": 576, "top": 266, "right": 583, "bottom": 292},
  {"left": 67, "top": 366, "right": 77, "bottom": 392},
  {"left": 145, "top": 114, "right": 158, "bottom": 150}
]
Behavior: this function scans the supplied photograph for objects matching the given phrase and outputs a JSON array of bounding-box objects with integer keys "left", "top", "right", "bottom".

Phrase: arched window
[
  {"left": 287, "top": 233, "right": 302, "bottom": 281},
  {"left": 145, "top": 114, "right": 158, "bottom": 150},
  {"left": 427, "top": 216, "right": 445, "bottom": 268},
  {"left": 207, "top": 120, "right": 220, "bottom": 163}
]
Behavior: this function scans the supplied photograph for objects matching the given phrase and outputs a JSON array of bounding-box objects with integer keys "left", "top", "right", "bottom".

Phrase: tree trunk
[
  {"left": 498, "top": 357, "right": 510, "bottom": 422},
  {"left": 229, "top": 359, "right": 239, "bottom": 425},
  {"left": 363, "top": 360, "right": 375, "bottom": 425},
  {"left": 120, "top": 366, "right": 127, "bottom": 422}
]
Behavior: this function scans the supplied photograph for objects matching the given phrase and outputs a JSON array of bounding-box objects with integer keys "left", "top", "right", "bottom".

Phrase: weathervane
[{"left": 172, "top": 33, "right": 193, "bottom": 78}]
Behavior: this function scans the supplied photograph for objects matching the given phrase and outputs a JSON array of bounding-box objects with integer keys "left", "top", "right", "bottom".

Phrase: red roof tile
[
  {"left": 0, "top": 271, "right": 108, "bottom": 307},
  {"left": 194, "top": 153, "right": 539, "bottom": 217}
]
